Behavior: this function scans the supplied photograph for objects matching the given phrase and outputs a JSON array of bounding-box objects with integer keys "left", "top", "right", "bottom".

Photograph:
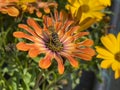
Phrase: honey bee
[
  {"left": 47, "top": 26, "right": 63, "bottom": 51},
  {"left": 48, "top": 26, "right": 62, "bottom": 47}
]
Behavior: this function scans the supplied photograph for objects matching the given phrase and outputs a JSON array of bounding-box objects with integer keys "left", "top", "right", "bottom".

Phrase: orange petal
[
  {"left": 61, "top": 20, "right": 74, "bottom": 33},
  {"left": 60, "top": 30, "right": 74, "bottom": 42},
  {"left": 43, "top": 16, "right": 52, "bottom": 28},
  {"left": 18, "top": 24, "right": 36, "bottom": 36},
  {"left": 13, "top": 31, "right": 24, "bottom": 38},
  {"left": 59, "top": 10, "right": 64, "bottom": 21},
  {"left": 46, "top": 17, "right": 53, "bottom": 27},
  {"left": 58, "top": 29, "right": 64, "bottom": 39},
  {"left": 61, "top": 36, "right": 74, "bottom": 44},
  {"left": 13, "top": 31, "right": 35, "bottom": 41},
  {"left": 54, "top": 9, "right": 58, "bottom": 21},
  {"left": 0, "top": 8, "right": 7, "bottom": 14},
  {"left": 63, "top": 43, "right": 76, "bottom": 50},
  {"left": 39, "top": 52, "right": 52, "bottom": 69},
  {"left": 55, "top": 55, "right": 64, "bottom": 74},
  {"left": 44, "top": 7, "right": 50, "bottom": 13},
  {"left": 27, "top": 18, "right": 42, "bottom": 36},
  {"left": 28, "top": 7, "right": 35, "bottom": 14},
  {"left": 74, "top": 32, "right": 89, "bottom": 40},
  {"left": 61, "top": 52, "right": 79, "bottom": 68},
  {"left": 28, "top": 48, "right": 41, "bottom": 58},
  {"left": 7, "top": 7, "right": 19, "bottom": 17},
  {"left": 74, "top": 53, "right": 92, "bottom": 61},
  {"left": 16, "top": 42, "right": 34, "bottom": 51},
  {"left": 55, "top": 22, "right": 62, "bottom": 32},
  {"left": 59, "top": 10, "right": 67, "bottom": 22},
  {"left": 66, "top": 26, "right": 80, "bottom": 35},
  {"left": 67, "top": 56, "right": 79, "bottom": 68},
  {"left": 36, "top": 11, "right": 42, "bottom": 17},
  {"left": 78, "top": 39, "right": 94, "bottom": 47},
  {"left": 76, "top": 48, "right": 95, "bottom": 56}
]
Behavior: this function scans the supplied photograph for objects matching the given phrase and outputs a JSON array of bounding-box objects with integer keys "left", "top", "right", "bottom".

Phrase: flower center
[
  {"left": 46, "top": 31, "right": 63, "bottom": 52},
  {"left": 115, "top": 52, "right": 120, "bottom": 62},
  {"left": 81, "top": 4, "right": 89, "bottom": 13}
]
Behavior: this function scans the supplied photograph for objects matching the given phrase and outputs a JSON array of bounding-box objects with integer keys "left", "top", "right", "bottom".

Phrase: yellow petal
[
  {"left": 19, "top": 0, "right": 36, "bottom": 3},
  {"left": 101, "top": 35, "right": 117, "bottom": 54},
  {"left": 117, "top": 32, "right": 120, "bottom": 52},
  {"left": 115, "top": 70, "right": 120, "bottom": 79},
  {"left": 99, "top": 0, "right": 111, "bottom": 6},
  {"left": 91, "top": 12, "right": 105, "bottom": 21},
  {"left": 96, "top": 46, "right": 114, "bottom": 59},
  {"left": 100, "top": 60, "right": 113, "bottom": 69},
  {"left": 107, "top": 34, "right": 118, "bottom": 52},
  {"left": 97, "top": 54, "right": 114, "bottom": 60},
  {"left": 78, "top": 18, "right": 96, "bottom": 31},
  {"left": 67, "top": 0, "right": 80, "bottom": 7},
  {"left": 112, "top": 61, "right": 119, "bottom": 70}
]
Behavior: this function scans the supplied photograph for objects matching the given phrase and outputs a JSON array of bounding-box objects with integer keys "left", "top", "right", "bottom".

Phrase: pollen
[
  {"left": 115, "top": 52, "right": 120, "bottom": 62},
  {"left": 81, "top": 4, "right": 90, "bottom": 13},
  {"left": 46, "top": 40, "right": 63, "bottom": 52},
  {"left": 45, "top": 32, "right": 63, "bottom": 52}
]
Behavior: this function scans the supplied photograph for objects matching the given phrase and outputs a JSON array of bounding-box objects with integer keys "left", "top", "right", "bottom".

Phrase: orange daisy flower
[
  {"left": 18, "top": 0, "right": 58, "bottom": 17},
  {"left": 0, "top": 0, "right": 57, "bottom": 17},
  {"left": 0, "top": 0, "right": 19, "bottom": 17},
  {"left": 13, "top": 10, "right": 95, "bottom": 74}
]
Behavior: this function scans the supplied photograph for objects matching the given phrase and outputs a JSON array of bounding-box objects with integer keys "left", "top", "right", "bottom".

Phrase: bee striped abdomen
[{"left": 51, "top": 32, "right": 62, "bottom": 47}]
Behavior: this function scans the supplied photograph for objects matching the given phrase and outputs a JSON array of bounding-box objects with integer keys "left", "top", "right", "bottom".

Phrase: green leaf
[
  {"left": 11, "top": 81, "right": 17, "bottom": 90},
  {"left": 23, "top": 72, "right": 32, "bottom": 84}
]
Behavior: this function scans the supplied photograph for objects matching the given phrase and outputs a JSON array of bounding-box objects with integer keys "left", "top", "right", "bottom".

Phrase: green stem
[
  {"left": 45, "top": 73, "right": 66, "bottom": 90},
  {"left": 39, "top": 77, "right": 45, "bottom": 86},
  {"left": 42, "top": 81, "right": 46, "bottom": 90},
  {"left": 32, "top": 73, "right": 43, "bottom": 90}
]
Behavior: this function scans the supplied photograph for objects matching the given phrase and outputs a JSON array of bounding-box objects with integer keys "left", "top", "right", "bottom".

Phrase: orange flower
[
  {"left": 38, "top": 2, "right": 58, "bottom": 13},
  {"left": 18, "top": 0, "right": 57, "bottom": 17},
  {"left": 0, "top": 0, "right": 19, "bottom": 17},
  {"left": 0, "top": 0, "right": 57, "bottom": 17},
  {"left": 13, "top": 10, "right": 95, "bottom": 74}
]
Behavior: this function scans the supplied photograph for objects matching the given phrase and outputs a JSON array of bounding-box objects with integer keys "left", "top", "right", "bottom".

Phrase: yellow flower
[
  {"left": 66, "top": 0, "right": 106, "bottom": 22},
  {"left": 17, "top": 0, "right": 36, "bottom": 11},
  {"left": 19, "top": 0, "right": 36, "bottom": 3},
  {"left": 99, "top": 0, "right": 111, "bottom": 6},
  {"left": 13, "top": 10, "right": 95, "bottom": 74},
  {"left": 96, "top": 33, "right": 120, "bottom": 79}
]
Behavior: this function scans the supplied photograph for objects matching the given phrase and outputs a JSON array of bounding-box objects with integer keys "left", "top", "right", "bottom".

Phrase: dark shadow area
[{"left": 75, "top": 71, "right": 95, "bottom": 90}]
